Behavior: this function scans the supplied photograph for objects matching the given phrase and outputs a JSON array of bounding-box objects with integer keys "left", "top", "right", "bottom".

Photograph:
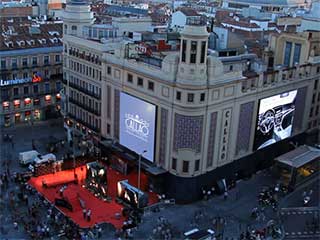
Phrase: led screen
[
  {"left": 253, "top": 90, "right": 298, "bottom": 150},
  {"left": 119, "top": 92, "right": 156, "bottom": 162}
]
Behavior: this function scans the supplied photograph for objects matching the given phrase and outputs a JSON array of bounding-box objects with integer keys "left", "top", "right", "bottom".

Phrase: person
[
  {"left": 224, "top": 191, "right": 228, "bottom": 200},
  {"left": 87, "top": 209, "right": 91, "bottom": 222},
  {"left": 83, "top": 208, "right": 87, "bottom": 219}
]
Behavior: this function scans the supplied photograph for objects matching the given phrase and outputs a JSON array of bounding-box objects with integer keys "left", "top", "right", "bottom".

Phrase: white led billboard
[
  {"left": 253, "top": 90, "right": 298, "bottom": 150},
  {"left": 119, "top": 92, "right": 156, "bottom": 162}
]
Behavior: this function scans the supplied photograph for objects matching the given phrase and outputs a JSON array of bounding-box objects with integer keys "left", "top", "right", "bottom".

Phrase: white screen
[{"left": 119, "top": 92, "right": 156, "bottom": 162}]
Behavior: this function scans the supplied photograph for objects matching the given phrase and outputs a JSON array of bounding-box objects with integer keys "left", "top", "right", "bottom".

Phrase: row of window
[
  {"left": 70, "top": 89, "right": 101, "bottom": 114},
  {"left": 69, "top": 75, "right": 101, "bottom": 97},
  {"left": 69, "top": 105, "right": 101, "bottom": 130},
  {"left": 1, "top": 55, "right": 61, "bottom": 69},
  {"left": 125, "top": 73, "right": 155, "bottom": 91},
  {"left": 311, "top": 92, "right": 320, "bottom": 104},
  {"left": 181, "top": 40, "right": 206, "bottom": 64},
  {"left": 69, "top": 59, "right": 102, "bottom": 81},
  {"left": 1, "top": 82, "right": 61, "bottom": 98},
  {"left": 67, "top": 46, "right": 102, "bottom": 65},
  {"left": 171, "top": 158, "right": 200, "bottom": 173},
  {"left": 176, "top": 91, "right": 206, "bottom": 103},
  {"left": 2, "top": 95, "right": 58, "bottom": 110},
  {"left": 1, "top": 68, "right": 61, "bottom": 81}
]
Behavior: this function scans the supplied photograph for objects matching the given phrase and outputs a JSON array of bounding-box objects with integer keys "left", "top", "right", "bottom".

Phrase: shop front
[{"left": 273, "top": 145, "right": 320, "bottom": 191}]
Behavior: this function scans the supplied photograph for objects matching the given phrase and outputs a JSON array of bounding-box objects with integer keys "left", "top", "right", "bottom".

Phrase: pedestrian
[
  {"left": 224, "top": 191, "right": 228, "bottom": 200},
  {"left": 83, "top": 208, "right": 87, "bottom": 219},
  {"left": 87, "top": 209, "right": 91, "bottom": 222}
]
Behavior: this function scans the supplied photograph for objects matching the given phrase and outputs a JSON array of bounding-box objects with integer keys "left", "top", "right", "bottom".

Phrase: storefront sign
[{"left": 0, "top": 78, "right": 32, "bottom": 87}]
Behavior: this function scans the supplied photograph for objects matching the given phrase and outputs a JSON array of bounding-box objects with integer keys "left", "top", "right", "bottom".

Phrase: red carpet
[{"left": 28, "top": 165, "right": 158, "bottom": 229}]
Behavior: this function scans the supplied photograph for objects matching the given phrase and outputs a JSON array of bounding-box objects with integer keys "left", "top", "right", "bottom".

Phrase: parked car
[{"left": 19, "top": 150, "right": 40, "bottom": 165}]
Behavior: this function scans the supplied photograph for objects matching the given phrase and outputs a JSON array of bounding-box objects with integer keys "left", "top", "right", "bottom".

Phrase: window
[
  {"left": 309, "top": 107, "right": 313, "bottom": 118},
  {"left": 71, "top": 25, "right": 77, "bottom": 31},
  {"left": 56, "top": 81, "right": 61, "bottom": 90},
  {"left": 64, "top": 24, "right": 67, "bottom": 34},
  {"left": 32, "top": 57, "right": 37, "bottom": 66},
  {"left": 181, "top": 40, "right": 187, "bottom": 62},
  {"left": 312, "top": 94, "right": 316, "bottom": 104},
  {"left": 172, "top": 158, "right": 177, "bottom": 170},
  {"left": 34, "top": 98, "right": 40, "bottom": 106},
  {"left": 293, "top": 43, "right": 301, "bottom": 65},
  {"left": 182, "top": 161, "right": 189, "bottom": 173},
  {"left": 107, "top": 123, "right": 111, "bottom": 134},
  {"left": 137, "top": 77, "right": 143, "bottom": 87},
  {"left": 23, "top": 72, "right": 28, "bottom": 78},
  {"left": 23, "top": 86, "right": 29, "bottom": 95},
  {"left": 314, "top": 80, "right": 318, "bottom": 90},
  {"left": 316, "top": 105, "right": 319, "bottom": 116},
  {"left": 127, "top": 73, "right": 133, "bottom": 83},
  {"left": 195, "top": 159, "right": 200, "bottom": 172},
  {"left": 229, "top": 65, "right": 233, "bottom": 71},
  {"left": 317, "top": 67, "right": 320, "bottom": 73},
  {"left": 1, "top": 59, "right": 6, "bottom": 69},
  {"left": 148, "top": 81, "right": 154, "bottom": 91},
  {"left": 11, "top": 58, "right": 17, "bottom": 68},
  {"left": 200, "top": 93, "right": 205, "bottom": 102},
  {"left": 107, "top": 66, "right": 111, "bottom": 75},
  {"left": 44, "top": 55, "right": 49, "bottom": 65},
  {"left": 176, "top": 91, "right": 181, "bottom": 101},
  {"left": 13, "top": 88, "right": 19, "bottom": 96},
  {"left": 200, "top": 41, "right": 206, "bottom": 63},
  {"left": 55, "top": 55, "right": 60, "bottom": 63},
  {"left": 190, "top": 41, "right": 197, "bottom": 64},
  {"left": 283, "top": 42, "right": 292, "bottom": 66},
  {"left": 45, "top": 83, "right": 50, "bottom": 93},
  {"left": 22, "top": 58, "right": 28, "bottom": 67},
  {"left": 33, "top": 85, "right": 38, "bottom": 94},
  {"left": 187, "top": 93, "right": 194, "bottom": 102}
]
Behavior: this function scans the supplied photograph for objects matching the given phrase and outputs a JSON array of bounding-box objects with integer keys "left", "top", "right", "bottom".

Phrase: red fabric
[{"left": 28, "top": 165, "right": 158, "bottom": 229}]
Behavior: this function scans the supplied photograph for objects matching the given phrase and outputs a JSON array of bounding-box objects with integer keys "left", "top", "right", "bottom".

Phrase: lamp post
[{"left": 137, "top": 150, "right": 147, "bottom": 208}]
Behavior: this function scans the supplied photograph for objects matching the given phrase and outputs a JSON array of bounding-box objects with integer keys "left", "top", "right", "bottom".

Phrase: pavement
[{"left": 0, "top": 121, "right": 319, "bottom": 240}]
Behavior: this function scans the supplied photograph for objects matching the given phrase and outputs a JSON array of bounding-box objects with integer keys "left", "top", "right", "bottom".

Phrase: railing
[
  {"left": 69, "top": 97, "right": 101, "bottom": 116},
  {"left": 68, "top": 113, "right": 100, "bottom": 133},
  {"left": 69, "top": 82, "right": 101, "bottom": 100}
]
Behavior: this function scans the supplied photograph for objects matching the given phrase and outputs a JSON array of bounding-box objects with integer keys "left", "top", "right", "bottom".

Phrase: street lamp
[{"left": 137, "top": 150, "right": 147, "bottom": 209}]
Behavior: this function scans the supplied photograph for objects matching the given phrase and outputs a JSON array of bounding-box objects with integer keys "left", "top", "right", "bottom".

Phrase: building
[
  {"left": 171, "top": 8, "right": 202, "bottom": 30},
  {"left": 0, "top": 18, "right": 63, "bottom": 127},
  {"left": 222, "top": 0, "right": 310, "bottom": 13},
  {"left": 62, "top": 0, "right": 319, "bottom": 202},
  {"left": 0, "top": 2, "right": 39, "bottom": 18}
]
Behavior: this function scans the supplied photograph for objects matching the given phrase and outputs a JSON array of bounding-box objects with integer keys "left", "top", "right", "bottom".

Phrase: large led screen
[
  {"left": 253, "top": 90, "right": 298, "bottom": 150},
  {"left": 119, "top": 92, "right": 156, "bottom": 162}
]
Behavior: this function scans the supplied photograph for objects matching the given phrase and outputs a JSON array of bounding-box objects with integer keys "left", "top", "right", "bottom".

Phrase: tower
[
  {"left": 62, "top": 0, "right": 94, "bottom": 37},
  {"left": 176, "top": 18, "right": 209, "bottom": 85}
]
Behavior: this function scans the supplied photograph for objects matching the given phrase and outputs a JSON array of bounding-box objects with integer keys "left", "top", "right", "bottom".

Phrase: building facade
[
  {"left": 62, "top": 0, "right": 319, "bottom": 202},
  {"left": 0, "top": 20, "right": 63, "bottom": 127}
]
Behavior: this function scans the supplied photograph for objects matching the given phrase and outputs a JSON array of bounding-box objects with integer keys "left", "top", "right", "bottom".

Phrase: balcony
[
  {"left": 68, "top": 113, "right": 100, "bottom": 133},
  {"left": 69, "top": 82, "right": 101, "bottom": 100},
  {"left": 69, "top": 97, "right": 101, "bottom": 116}
]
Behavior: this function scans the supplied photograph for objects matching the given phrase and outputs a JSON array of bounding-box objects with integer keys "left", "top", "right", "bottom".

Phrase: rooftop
[{"left": 0, "top": 18, "right": 62, "bottom": 51}]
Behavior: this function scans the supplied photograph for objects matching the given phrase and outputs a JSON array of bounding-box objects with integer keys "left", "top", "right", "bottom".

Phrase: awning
[{"left": 275, "top": 145, "right": 320, "bottom": 168}]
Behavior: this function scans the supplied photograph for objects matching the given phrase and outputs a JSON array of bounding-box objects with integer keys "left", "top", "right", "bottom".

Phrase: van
[
  {"left": 19, "top": 150, "right": 40, "bottom": 165},
  {"left": 34, "top": 153, "right": 56, "bottom": 165}
]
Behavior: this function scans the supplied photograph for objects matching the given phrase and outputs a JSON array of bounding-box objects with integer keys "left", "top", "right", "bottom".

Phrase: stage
[{"left": 28, "top": 165, "right": 158, "bottom": 229}]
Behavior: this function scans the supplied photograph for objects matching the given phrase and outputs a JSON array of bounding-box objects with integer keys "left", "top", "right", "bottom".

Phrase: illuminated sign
[
  {"left": 32, "top": 73, "right": 42, "bottom": 83},
  {"left": 119, "top": 92, "right": 156, "bottom": 162},
  {"left": 253, "top": 90, "right": 298, "bottom": 150},
  {"left": 0, "top": 78, "right": 32, "bottom": 87},
  {"left": 2, "top": 101, "right": 9, "bottom": 109},
  {"left": 24, "top": 98, "right": 31, "bottom": 105},
  {"left": 13, "top": 99, "right": 20, "bottom": 106}
]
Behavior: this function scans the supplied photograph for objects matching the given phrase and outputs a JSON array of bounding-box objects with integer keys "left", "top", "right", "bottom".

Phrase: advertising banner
[
  {"left": 253, "top": 90, "right": 298, "bottom": 150},
  {"left": 119, "top": 92, "right": 156, "bottom": 162}
]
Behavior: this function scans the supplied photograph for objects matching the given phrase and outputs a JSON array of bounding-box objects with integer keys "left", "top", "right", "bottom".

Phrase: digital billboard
[
  {"left": 253, "top": 90, "right": 298, "bottom": 150},
  {"left": 119, "top": 92, "right": 156, "bottom": 162}
]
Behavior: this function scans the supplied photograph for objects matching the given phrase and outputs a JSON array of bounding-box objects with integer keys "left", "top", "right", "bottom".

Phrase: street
[{"left": 0, "top": 122, "right": 319, "bottom": 239}]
